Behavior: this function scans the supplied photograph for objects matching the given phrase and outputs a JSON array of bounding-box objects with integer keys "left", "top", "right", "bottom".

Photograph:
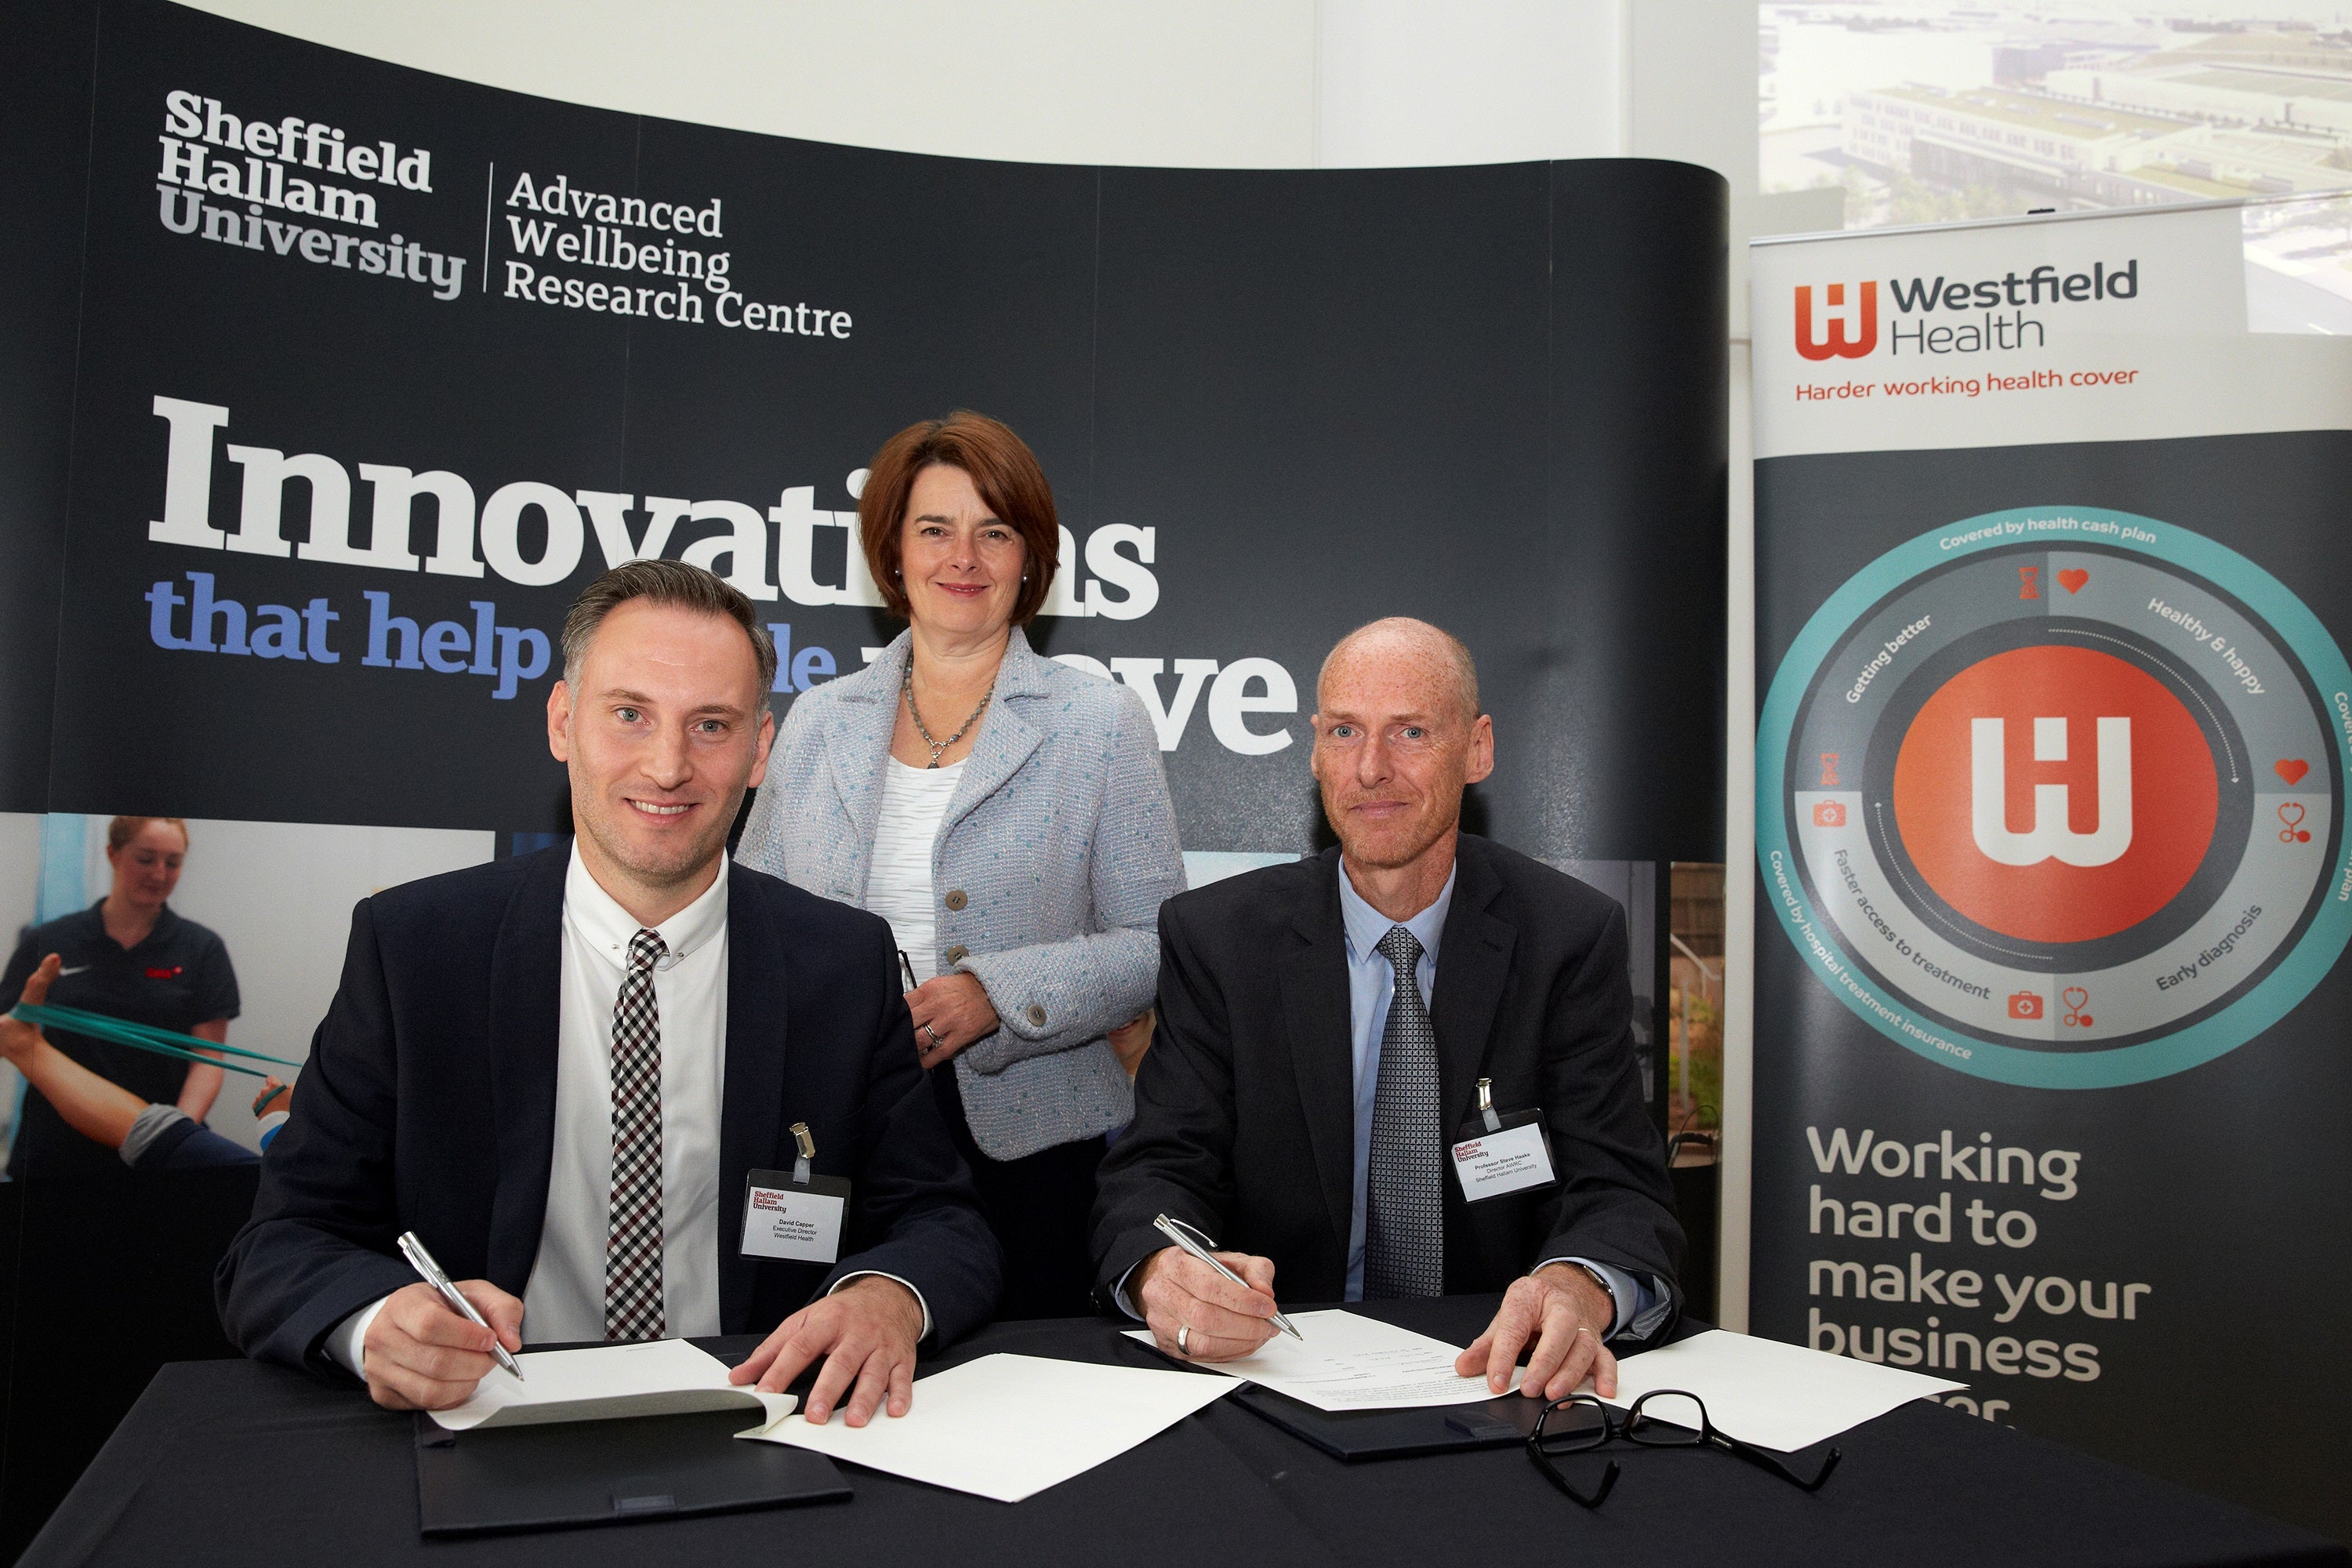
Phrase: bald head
[
  {"left": 1316, "top": 618, "right": 1481, "bottom": 725},
  {"left": 1309, "top": 619, "right": 1494, "bottom": 887}
]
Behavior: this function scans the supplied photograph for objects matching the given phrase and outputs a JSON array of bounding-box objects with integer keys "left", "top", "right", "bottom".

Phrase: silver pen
[
  {"left": 1153, "top": 1213, "right": 1302, "bottom": 1341},
  {"left": 397, "top": 1230, "right": 524, "bottom": 1380}
]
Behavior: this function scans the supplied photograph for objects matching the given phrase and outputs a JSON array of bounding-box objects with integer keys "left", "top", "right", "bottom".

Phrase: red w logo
[{"left": 1795, "top": 281, "right": 1877, "bottom": 361}]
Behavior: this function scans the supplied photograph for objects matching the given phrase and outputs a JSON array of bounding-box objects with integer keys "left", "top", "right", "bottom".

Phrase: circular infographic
[{"left": 1758, "top": 506, "right": 2352, "bottom": 1088}]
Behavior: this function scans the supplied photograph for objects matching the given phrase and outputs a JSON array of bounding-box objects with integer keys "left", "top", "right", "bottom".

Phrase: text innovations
[{"left": 136, "top": 397, "right": 1308, "bottom": 749}]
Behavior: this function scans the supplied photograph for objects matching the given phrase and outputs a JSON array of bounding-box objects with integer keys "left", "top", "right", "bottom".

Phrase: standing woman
[
  {"left": 737, "top": 412, "right": 1183, "bottom": 1318},
  {"left": 2, "top": 816, "right": 240, "bottom": 1181}
]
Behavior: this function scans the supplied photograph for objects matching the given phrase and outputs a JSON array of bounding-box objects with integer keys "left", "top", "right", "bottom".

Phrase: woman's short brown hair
[
  {"left": 107, "top": 816, "right": 188, "bottom": 853},
  {"left": 858, "top": 412, "right": 1060, "bottom": 624}
]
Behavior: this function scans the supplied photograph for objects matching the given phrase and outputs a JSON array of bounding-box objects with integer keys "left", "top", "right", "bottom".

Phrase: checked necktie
[
  {"left": 1364, "top": 925, "right": 1445, "bottom": 1299},
  {"left": 604, "top": 927, "right": 667, "bottom": 1342}
]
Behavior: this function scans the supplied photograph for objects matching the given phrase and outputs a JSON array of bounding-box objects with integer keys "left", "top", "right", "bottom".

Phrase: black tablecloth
[{"left": 20, "top": 1296, "right": 2343, "bottom": 1568}]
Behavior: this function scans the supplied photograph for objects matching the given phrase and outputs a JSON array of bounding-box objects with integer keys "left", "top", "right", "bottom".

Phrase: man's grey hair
[
  {"left": 1316, "top": 617, "right": 1481, "bottom": 723},
  {"left": 561, "top": 559, "right": 779, "bottom": 693}
]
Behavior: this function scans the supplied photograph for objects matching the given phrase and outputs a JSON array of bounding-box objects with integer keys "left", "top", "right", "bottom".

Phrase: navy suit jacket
[
  {"left": 216, "top": 847, "right": 1001, "bottom": 1376},
  {"left": 1093, "top": 835, "right": 1682, "bottom": 1328}
]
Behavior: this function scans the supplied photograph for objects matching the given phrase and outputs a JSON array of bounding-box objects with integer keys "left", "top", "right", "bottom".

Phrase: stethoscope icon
[
  {"left": 2279, "top": 802, "right": 2311, "bottom": 844},
  {"left": 2060, "top": 987, "right": 2092, "bottom": 1029}
]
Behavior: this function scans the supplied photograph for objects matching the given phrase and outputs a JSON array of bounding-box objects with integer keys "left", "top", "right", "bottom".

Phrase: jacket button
[
  {"left": 943, "top": 889, "right": 967, "bottom": 912},
  {"left": 944, "top": 945, "right": 970, "bottom": 966},
  {"left": 1025, "top": 1004, "right": 1047, "bottom": 1027}
]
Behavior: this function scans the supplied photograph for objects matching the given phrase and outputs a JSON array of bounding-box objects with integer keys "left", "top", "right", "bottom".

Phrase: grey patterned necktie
[
  {"left": 1365, "top": 925, "right": 1444, "bottom": 1299},
  {"left": 604, "top": 927, "right": 667, "bottom": 1342}
]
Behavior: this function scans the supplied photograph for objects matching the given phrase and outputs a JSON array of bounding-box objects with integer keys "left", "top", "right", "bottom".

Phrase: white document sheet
[
  {"left": 1123, "top": 1308, "right": 1520, "bottom": 1410},
  {"left": 735, "top": 1352, "right": 1231, "bottom": 1503},
  {"left": 1606, "top": 1330, "right": 1965, "bottom": 1452},
  {"left": 429, "top": 1338, "right": 799, "bottom": 1432}
]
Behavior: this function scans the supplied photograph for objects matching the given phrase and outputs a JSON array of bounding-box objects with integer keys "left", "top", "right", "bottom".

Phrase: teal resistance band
[{"left": 9, "top": 1001, "right": 302, "bottom": 1078}]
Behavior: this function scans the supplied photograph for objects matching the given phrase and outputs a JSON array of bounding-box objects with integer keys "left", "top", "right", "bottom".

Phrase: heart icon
[
  {"left": 2057, "top": 568, "right": 2089, "bottom": 593},
  {"left": 2277, "top": 759, "right": 2310, "bottom": 785}
]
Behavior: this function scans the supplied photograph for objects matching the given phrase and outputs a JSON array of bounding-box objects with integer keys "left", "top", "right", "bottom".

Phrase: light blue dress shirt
[{"left": 1337, "top": 862, "right": 1661, "bottom": 1337}]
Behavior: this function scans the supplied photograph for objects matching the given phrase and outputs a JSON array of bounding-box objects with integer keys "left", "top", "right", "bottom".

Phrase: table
[{"left": 20, "top": 1296, "right": 2343, "bottom": 1568}]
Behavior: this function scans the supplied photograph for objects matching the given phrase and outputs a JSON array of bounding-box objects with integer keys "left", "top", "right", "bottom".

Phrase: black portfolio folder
[
  {"left": 1231, "top": 1383, "right": 1546, "bottom": 1461},
  {"left": 413, "top": 1409, "right": 852, "bottom": 1536}
]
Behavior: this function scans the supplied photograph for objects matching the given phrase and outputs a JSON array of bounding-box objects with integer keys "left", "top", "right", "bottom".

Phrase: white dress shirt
[
  {"left": 523, "top": 845, "right": 732, "bottom": 1341},
  {"left": 327, "top": 844, "right": 924, "bottom": 1375},
  {"left": 864, "top": 757, "right": 966, "bottom": 982}
]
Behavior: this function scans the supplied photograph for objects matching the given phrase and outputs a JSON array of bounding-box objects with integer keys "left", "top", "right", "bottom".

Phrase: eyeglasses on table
[{"left": 1525, "top": 1389, "right": 1842, "bottom": 1508}]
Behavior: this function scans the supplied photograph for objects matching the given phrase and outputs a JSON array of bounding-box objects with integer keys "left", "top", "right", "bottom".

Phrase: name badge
[
  {"left": 739, "top": 1167, "right": 850, "bottom": 1264},
  {"left": 1451, "top": 1083, "right": 1559, "bottom": 1202}
]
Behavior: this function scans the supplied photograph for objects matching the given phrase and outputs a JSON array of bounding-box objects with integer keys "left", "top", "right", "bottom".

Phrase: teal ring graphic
[{"left": 1758, "top": 506, "right": 2352, "bottom": 1087}]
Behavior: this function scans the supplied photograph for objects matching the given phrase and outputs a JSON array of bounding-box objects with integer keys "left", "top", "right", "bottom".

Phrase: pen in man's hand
[
  {"left": 397, "top": 1230, "right": 524, "bottom": 1380},
  {"left": 1153, "top": 1213, "right": 1302, "bottom": 1341}
]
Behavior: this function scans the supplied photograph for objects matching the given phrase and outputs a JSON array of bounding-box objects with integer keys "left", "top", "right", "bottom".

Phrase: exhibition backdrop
[
  {"left": 0, "top": 2, "right": 1726, "bottom": 1535},
  {"left": 5, "top": 0, "right": 1727, "bottom": 869},
  {"left": 1751, "top": 203, "right": 2352, "bottom": 1538}
]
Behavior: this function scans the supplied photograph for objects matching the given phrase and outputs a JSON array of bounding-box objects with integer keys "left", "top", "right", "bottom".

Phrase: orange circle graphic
[{"left": 1892, "top": 644, "right": 2218, "bottom": 944}]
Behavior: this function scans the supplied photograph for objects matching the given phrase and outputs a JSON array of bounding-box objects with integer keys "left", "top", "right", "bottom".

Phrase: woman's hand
[
  {"left": 906, "top": 971, "right": 1000, "bottom": 1069},
  {"left": 1107, "top": 1010, "right": 1155, "bottom": 1076},
  {"left": 0, "top": 953, "right": 63, "bottom": 1069}
]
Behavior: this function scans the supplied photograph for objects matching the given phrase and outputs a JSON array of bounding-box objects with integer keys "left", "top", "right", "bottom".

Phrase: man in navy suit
[
  {"left": 1094, "top": 618, "right": 1680, "bottom": 1404},
  {"left": 218, "top": 561, "right": 999, "bottom": 1426}
]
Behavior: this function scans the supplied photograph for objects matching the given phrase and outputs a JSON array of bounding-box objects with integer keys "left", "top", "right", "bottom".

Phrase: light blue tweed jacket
[{"left": 735, "top": 627, "right": 1185, "bottom": 1162}]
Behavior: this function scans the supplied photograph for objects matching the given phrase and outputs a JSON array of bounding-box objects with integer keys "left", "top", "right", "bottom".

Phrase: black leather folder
[
  {"left": 413, "top": 1409, "right": 851, "bottom": 1536},
  {"left": 1230, "top": 1383, "right": 1546, "bottom": 1461}
]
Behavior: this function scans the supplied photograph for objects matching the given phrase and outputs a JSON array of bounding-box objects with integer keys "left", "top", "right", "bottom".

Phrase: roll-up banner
[{"left": 1751, "top": 201, "right": 2352, "bottom": 1539}]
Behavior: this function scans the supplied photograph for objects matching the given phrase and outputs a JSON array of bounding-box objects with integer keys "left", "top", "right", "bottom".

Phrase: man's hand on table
[
  {"left": 361, "top": 1279, "right": 524, "bottom": 1410},
  {"left": 730, "top": 1275, "right": 924, "bottom": 1425},
  {"left": 1455, "top": 1261, "right": 1618, "bottom": 1401},
  {"left": 1134, "top": 1246, "right": 1280, "bottom": 1362}
]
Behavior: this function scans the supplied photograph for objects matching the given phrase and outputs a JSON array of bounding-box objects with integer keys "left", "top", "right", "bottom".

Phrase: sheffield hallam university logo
[
  {"left": 1758, "top": 509, "right": 2350, "bottom": 1088},
  {"left": 1795, "top": 281, "right": 1878, "bottom": 361}
]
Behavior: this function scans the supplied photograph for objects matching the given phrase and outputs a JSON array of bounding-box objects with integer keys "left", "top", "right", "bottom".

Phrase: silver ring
[
  {"left": 920, "top": 1022, "right": 943, "bottom": 1048},
  {"left": 1177, "top": 1324, "right": 1191, "bottom": 1356}
]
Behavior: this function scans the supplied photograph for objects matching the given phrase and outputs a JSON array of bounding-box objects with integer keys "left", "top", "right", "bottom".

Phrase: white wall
[
  {"left": 161, "top": 819, "right": 496, "bottom": 1149},
  {"left": 178, "top": 0, "right": 1321, "bottom": 168},
  {"left": 1314, "top": 1, "right": 1625, "bottom": 168}
]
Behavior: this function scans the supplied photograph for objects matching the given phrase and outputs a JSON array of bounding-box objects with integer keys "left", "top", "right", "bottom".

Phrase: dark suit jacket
[
  {"left": 216, "top": 847, "right": 1001, "bottom": 1376},
  {"left": 1093, "top": 835, "right": 1682, "bottom": 1334}
]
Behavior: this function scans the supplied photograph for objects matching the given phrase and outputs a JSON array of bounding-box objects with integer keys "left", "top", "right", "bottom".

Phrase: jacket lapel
[
  {"left": 485, "top": 847, "right": 568, "bottom": 1291},
  {"left": 939, "top": 627, "right": 1047, "bottom": 837},
  {"left": 1430, "top": 837, "right": 1515, "bottom": 1132},
  {"left": 818, "top": 636, "right": 903, "bottom": 901},
  {"left": 1277, "top": 850, "right": 1357, "bottom": 1265},
  {"left": 717, "top": 866, "right": 788, "bottom": 1333}
]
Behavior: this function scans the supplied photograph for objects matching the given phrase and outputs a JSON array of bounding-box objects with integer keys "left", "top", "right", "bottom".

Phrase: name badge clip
[
  {"left": 1450, "top": 1081, "right": 1559, "bottom": 1202},
  {"left": 741, "top": 1121, "right": 851, "bottom": 1265}
]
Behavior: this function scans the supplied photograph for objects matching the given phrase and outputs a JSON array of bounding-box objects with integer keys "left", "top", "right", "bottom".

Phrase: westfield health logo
[
  {"left": 1893, "top": 644, "right": 2216, "bottom": 946},
  {"left": 1794, "top": 281, "right": 1878, "bottom": 361}
]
